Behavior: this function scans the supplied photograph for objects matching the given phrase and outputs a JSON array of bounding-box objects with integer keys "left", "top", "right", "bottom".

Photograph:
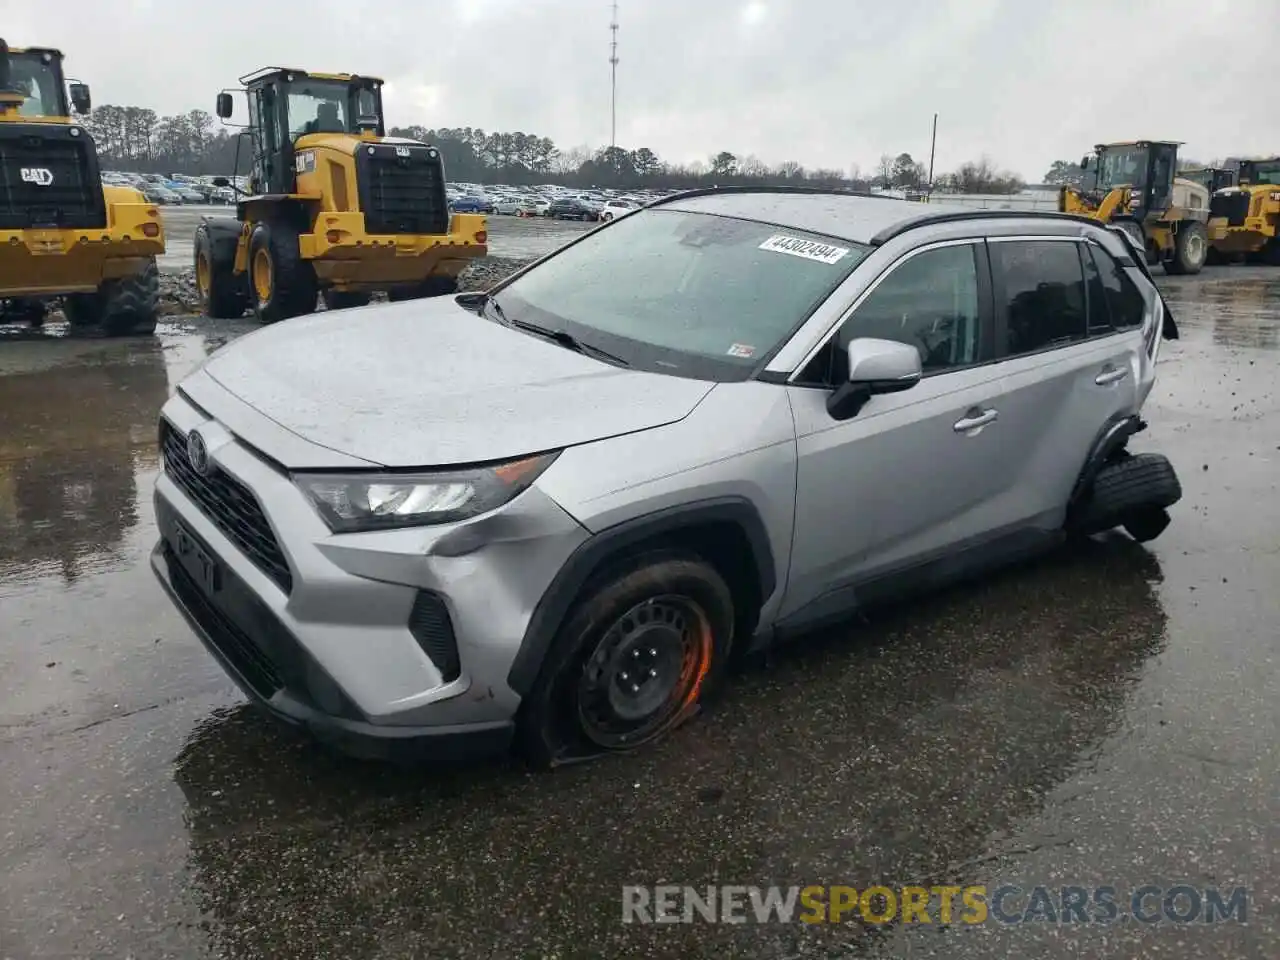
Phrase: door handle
[
  {"left": 954, "top": 408, "right": 998, "bottom": 432},
  {"left": 1095, "top": 365, "right": 1129, "bottom": 386}
]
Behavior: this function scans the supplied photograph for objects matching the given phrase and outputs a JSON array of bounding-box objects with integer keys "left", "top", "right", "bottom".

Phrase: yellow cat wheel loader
[
  {"left": 195, "top": 67, "right": 488, "bottom": 323},
  {"left": 1060, "top": 140, "right": 1210, "bottom": 275},
  {"left": 1207, "top": 157, "right": 1280, "bottom": 265},
  {"left": 0, "top": 40, "right": 164, "bottom": 335}
]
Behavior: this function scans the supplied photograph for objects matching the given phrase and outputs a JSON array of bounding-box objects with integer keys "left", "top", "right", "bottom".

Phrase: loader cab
[
  {"left": 1088, "top": 140, "right": 1179, "bottom": 219},
  {"left": 218, "top": 67, "right": 387, "bottom": 196},
  {"left": 0, "top": 43, "right": 78, "bottom": 120},
  {"left": 1237, "top": 158, "right": 1280, "bottom": 187},
  {"left": 1184, "top": 167, "right": 1236, "bottom": 193}
]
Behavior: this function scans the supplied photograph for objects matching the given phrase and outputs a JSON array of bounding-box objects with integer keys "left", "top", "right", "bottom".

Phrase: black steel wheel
[
  {"left": 519, "top": 554, "right": 736, "bottom": 766},
  {"left": 575, "top": 594, "right": 714, "bottom": 749}
]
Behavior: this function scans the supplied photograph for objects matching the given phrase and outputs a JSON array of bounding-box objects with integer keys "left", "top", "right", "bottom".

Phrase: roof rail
[
  {"left": 647, "top": 184, "right": 902, "bottom": 209},
  {"left": 869, "top": 208, "right": 1103, "bottom": 246}
]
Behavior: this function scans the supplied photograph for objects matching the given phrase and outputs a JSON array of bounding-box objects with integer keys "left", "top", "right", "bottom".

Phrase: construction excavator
[{"left": 1060, "top": 140, "right": 1210, "bottom": 275}]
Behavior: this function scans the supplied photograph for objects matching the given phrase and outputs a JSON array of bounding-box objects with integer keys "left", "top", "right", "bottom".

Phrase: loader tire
[
  {"left": 248, "top": 221, "right": 316, "bottom": 324},
  {"left": 387, "top": 275, "right": 459, "bottom": 302},
  {"left": 63, "top": 259, "right": 160, "bottom": 336},
  {"left": 1165, "top": 221, "right": 1207, "bottom": 275},
  {"left": 1072, "top": 452, "right": 1183, "bottom": 540},
  {"left": 321, "top": 289, "right": 373, "bottom": 311},
  {"left": 195, "top": 225, "right": 249, "bottom": 319}
]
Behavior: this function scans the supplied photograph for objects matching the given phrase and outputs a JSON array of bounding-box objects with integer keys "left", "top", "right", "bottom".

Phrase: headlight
[{"left": 295, "top": 452, "right": 559, "bottom": 532}]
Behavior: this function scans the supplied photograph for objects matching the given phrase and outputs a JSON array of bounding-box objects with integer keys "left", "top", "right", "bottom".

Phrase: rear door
[{"left": 982, "top": 236, "right": 1141, "bottom": 531}]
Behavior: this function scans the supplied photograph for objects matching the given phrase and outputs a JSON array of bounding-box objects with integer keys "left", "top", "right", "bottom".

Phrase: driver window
[{"left": 828, "top": 243, "right": 982, "bottom": 380}]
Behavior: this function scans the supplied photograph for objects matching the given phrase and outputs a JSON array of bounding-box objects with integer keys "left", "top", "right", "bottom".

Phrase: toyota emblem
[{"left": 187, "top": 429, "right": 211, "bottom": 475}]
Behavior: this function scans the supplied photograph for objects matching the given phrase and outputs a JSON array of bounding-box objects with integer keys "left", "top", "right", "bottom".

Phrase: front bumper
[
  {"left": 151, "top": 536, "right": 512, "bottom": 762},
  {"left": 151, "top": 392, "right": 590, "bottom": 757}
]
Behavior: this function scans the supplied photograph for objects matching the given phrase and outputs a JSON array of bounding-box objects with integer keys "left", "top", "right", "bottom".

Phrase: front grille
[
  {"left": 160, "top": 420, "right": 293, "bottom": 593},
  {"left": 165, "top": 546, "right": 285, "bottom": 698},
  {"left": 408, "top": 591, "right": 461, "bottom": 682},
  {"left": 356, "top": 144, "right": 450, "bottom": 235},
  {"left": 0, "top": 125, "right": 107, "bottom": 229},
  {"left": 1210, "top": 191, "right": 1250, "bottom": 227}
]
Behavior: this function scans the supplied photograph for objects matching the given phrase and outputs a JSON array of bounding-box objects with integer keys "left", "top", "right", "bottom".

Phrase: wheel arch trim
[{"left": 505, "top": 496, "right": 778, "bottom": 697}]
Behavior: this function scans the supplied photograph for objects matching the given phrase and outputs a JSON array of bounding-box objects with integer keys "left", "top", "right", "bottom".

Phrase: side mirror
[
  {"left": 827, "top": 338, "right": 922, "bottom": 420},
  {"left": 215, "top": 92, "right": 233, "bottom": 119},
  {"left": 68, "top": 81, "right": 91, "bottom": 114},
  {"left": 1080, "top": 155, "right": 1090, "bottom": 171}
]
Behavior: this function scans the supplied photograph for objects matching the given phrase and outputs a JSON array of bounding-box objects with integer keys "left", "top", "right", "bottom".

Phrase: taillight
[
  {"left": 475, "top": 230, "right": 487, "bottom": 244},
  {"left": 141, "top": 222, "right": 160, "bottom": 238}
]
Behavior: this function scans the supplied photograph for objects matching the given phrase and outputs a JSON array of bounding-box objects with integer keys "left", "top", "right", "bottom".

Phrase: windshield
[
  {"left": 9, "top": 51, "right": 66, "bottom": 118},
  {"left": 285, "top": 79, "right": 377, "bottom": 138},
  {"left": 495, "top": 209, "right": 871, "bottom": 380},
  {"left": 1096, "top": 147, "right": 1149, "bottom": 191},
  {"left": 1241, "top": 162, "right": 1280, "bottom": 186}
]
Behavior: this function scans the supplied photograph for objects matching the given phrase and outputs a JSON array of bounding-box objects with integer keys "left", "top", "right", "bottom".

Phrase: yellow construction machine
[
  {"left": 1060, "top": 140, "right": 1210, "bottom": 275},
  {"left": 1207, "top": 157, "right": 1280, "bottom": 265},
  {"left": 0, "top": 39, "right": 164, "bottom": 334},
  {"left": 1182, "top": 166, "right": 1235, "bottom": 194},
  {"left": 196, "top": 67, "right": 487, "bottom": 322}
]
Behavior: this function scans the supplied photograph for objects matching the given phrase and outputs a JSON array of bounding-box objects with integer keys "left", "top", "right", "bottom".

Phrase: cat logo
[
  {"left": 20, "top": 167, "right": 54, "bottom": 186},
  {"left": 395, "top": 146, "right": 411, "bottom": 158}
]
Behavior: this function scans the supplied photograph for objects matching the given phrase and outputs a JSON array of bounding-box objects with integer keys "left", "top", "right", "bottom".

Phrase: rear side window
[
  {"left": 1089, "top": 245, "right": 1147, "bottom": 330},
  {"left": 991, "top": 240, "right": 1087, "bottom": 355}
]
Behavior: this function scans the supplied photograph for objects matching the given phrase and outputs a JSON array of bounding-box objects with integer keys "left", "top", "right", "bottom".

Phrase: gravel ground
[{"left": 150, "top": 256, "right": 535, "bottom": 318}]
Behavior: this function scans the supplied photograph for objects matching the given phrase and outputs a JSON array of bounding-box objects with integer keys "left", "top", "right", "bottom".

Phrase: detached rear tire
[
  {"left": 518, "top": 554, "right": 735, "bottom": 768},
  {"left": 1073, "top": 452, "right": 1183, "bottom": 541},
  {"left": 1165, "top": 221, "right": 1208, "bottom": 275},
  {"left": 63, "top": 259, "right": 160, "bottom": 336},
  {"left": 248, "top": 221, "right": 316, "bottom": 324}
]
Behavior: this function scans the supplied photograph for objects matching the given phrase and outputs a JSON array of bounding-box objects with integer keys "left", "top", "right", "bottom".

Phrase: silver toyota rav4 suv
[{"left": 152, "top": 189, "right": 1182, "bottom": 766}]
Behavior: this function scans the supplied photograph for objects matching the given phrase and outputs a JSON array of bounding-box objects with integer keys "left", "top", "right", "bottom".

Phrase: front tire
[
  {"left": 248, "top": 221, "right": 316, "bottom": 324},
  {"left": 63, "top": 259, "right": 160, "bottom": 336},
  {"left": 518, "top": 554, "right": 735, "bottom": 767},
  {"left": 1165, "top": 221, "right": 1208, "bottom": 275},
  {"left": 194, "top": 225, "right": 249, "bottom": 319}
]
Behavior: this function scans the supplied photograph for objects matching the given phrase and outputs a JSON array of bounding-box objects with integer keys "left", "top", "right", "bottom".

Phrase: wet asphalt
[{"left": 1, "top": 268, "right": 1278, "bottom": 959}]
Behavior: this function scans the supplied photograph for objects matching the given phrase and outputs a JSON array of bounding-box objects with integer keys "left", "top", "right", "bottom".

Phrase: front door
[{"left": 782, "top": 239, "right": 1020, "bottom": 622}]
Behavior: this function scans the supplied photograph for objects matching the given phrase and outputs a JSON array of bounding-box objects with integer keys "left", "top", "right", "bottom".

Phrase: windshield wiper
[{"left": 510, "top": 319, "right": 630, "bottom": 367}]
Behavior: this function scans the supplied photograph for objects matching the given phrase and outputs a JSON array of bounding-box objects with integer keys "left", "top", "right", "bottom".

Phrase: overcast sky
[{"left": 5, "top": 0, "right": 1275, "bottom": 180}]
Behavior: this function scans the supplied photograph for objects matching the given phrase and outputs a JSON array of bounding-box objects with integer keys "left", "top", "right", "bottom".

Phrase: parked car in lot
[
  {"left": 493, "top": 196, "right": 534, "bottom": 216},
  {"left": 599, "top": 199, "right": 640, "bottom": 222},
  {"left": 548, "top": 197, "right": 598, "bottom": 221},
  {"left": 450, "top": 194, "right": 490, "bottom": 214},
  {"left": 150, "top": 189, "right": 1182, "bottom": 768},
  {"left": 141, "top": 185, "right": 181, "bottom": 205}
]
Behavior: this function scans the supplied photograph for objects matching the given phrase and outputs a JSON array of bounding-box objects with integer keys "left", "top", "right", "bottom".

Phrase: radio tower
[{"left": 609, "top": 1, "right": 619, "bottom": 149}]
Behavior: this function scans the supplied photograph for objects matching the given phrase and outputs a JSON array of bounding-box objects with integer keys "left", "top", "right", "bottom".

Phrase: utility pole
[
  {"left": 609, "top": 1, "right": 619, "bottom": 149},
  {"left": 927, "top": 113, "right": 938, "bottom": 197}
]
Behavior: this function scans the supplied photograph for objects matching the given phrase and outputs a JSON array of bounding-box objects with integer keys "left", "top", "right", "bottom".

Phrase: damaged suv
[{"left": 151, "top": 188, "right": 1182, "bottom": 766}]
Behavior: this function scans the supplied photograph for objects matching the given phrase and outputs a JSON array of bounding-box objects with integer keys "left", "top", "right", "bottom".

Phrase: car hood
[{"left": 198, "top": 297, "right": 715, "bottom": 468}]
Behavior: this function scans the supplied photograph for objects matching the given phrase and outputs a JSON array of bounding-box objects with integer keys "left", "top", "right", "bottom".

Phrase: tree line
[{"left": 79, "top": 103, "right": 1028, "bottom": 194}]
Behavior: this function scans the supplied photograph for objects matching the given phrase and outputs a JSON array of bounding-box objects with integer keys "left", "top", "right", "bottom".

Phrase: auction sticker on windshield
[{"left": 758, "top": 234, "right": 850, "bottom": 265}]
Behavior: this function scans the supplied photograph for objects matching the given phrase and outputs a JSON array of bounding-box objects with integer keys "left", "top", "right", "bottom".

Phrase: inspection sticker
[
  {"left": 758, "top": 234, "right": 850, "bottom": 264},
  {"left": 726, "top": 343, "right": 757, "bottom": 358}
]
